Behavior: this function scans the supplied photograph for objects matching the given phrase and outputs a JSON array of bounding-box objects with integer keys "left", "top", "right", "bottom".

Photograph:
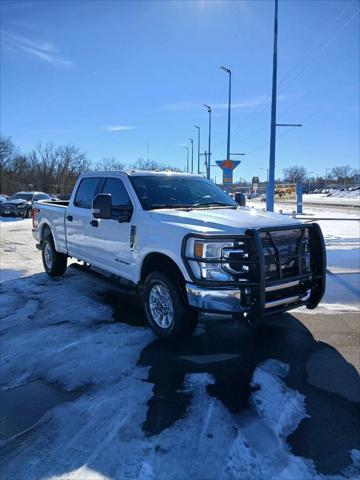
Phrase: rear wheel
[
  {"left": 143, "top": 271, "right": 198, "bottom": 340},
  {"left": 23, "top": 208, "right": 31, "bottom": 219},
  {"left": 42, "top": 234, "right": 67, "bottom": 276}
]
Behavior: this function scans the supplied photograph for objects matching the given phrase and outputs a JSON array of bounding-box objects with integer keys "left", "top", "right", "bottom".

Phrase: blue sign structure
[
  {"left": 296, "top": 182, "right": 303, "bottom": 214},
  {"left": 215, "top": 160, "right": 241, "bottom": 191}
]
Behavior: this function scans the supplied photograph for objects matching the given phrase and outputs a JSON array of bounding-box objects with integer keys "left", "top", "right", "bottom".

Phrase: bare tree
[
  {"left": 0, "top": 136, "right": 17, "bottom": 192},
  {"left": 95, "top": 157, "right": 126, "bottom": 171},
  {"left": 55, "top": 145, "right": 89, "bottom": 193},
  {"left": 132, "top": 157, "right": 182, "bottom": 172},
  {"left": 331, "top": 165, "right": 353, "bottom": 188},
  {"left": 282, "top": 165, "right": 308, "bottom": 183},
  {"left": 28, "top": 143, "right": 59, "bottom": 191}
]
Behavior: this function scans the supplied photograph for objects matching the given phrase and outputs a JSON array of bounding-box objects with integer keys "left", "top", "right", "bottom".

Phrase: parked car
[
  {"left": 0, "top": 191, "right": 50, "bottom": 218},
  {"left": 0, "top": 194, "right": 9, "bottom": 203},
  {"left": 32, "top": 171, "right": 326, "bottom": 340}
]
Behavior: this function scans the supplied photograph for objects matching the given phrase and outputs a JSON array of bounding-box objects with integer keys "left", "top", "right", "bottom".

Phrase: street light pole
[
  {"left": 184, "top": 146, "right": 189, "bottom": 173},
  {"left": 203, "top": 104, "right": 212, "bottom": 180},
  {"left": 325, "top": 168, "right": 331, "bottom": 190},
  {"left": 188, "top": 138, "right": 194, "bottom": 173},
  {"left": 308, "top": 171, "right": 315, "bottom": 194},
  {"left": 266, "top": 0, "right": 302, "bottom": 211},
  {"left": 220, "top": 66, "right": 231, "bottom": 161},
  {"left": 194, "top": 125, "right": 200, "bottom": 174}
]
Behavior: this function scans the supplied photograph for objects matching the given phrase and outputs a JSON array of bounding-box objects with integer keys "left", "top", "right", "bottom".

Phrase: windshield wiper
[
  {"left": 149, "top": 204, "right": 190, "bottom": 210},
  {"left": 192, "top": 202, "right": 237, "bottom": 208}
]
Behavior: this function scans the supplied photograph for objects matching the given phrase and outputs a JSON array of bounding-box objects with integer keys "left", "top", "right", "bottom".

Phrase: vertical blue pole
[
  {"left": 226, "top": 71, "right": 231, "bottom": 161},
  {"left": 296, "top": 183, "right": 303, "bottom": 214},
  {"left": 266, "top": 0, "right": 278, "bottom": 213}
]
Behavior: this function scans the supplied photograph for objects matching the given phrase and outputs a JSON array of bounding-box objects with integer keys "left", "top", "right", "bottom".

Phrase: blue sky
[{"left": 1, "top": 0, "right": 359, "bottom": 182}]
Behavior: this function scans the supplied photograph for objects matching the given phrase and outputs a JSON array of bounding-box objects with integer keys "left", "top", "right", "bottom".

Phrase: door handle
[
  {"left": 90, "top": 219, "right": 98, "bottom": 227},
  {"left": 66, "top": 215, "right": 73, "bottom": 222}
]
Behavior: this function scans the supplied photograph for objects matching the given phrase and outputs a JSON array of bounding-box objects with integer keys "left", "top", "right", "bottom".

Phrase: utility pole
[
  {"left": 267, "top": 0, "right": 302, "bottom": 212},
  {"left": 220, "top": 66, "right": 231, "bottom": 161},
  {"left": 325, "top": 168, "right": 331, "bottom": 190},
  {"left": 184, "top": 146, "right": 189, "bottom": 173},
  {"left": 308, "top": 171, "right": 315, "bottom": 194},
  {"left": 203, "top": 104, "right": 212, "bottom": 180},
  {"left": 188, "top": 138, "right": 194, "bottom": 173},
  {"left": 194, "top": 125, "right": 200, "bottom": 174},
  {"left": 267, "top": 0, "right": 278, "bottom": 212}
]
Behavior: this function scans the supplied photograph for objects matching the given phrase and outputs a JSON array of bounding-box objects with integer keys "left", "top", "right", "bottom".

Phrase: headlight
[{"left": 185, "top": 237, "right": 249, "bottom": 282}]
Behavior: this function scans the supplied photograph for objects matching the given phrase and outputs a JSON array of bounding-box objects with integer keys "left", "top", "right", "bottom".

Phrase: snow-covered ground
[{"left": 0, "top": 215, "right": 359, "bottom": 480}]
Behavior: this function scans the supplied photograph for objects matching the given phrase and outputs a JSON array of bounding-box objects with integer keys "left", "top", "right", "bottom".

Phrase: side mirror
[
  {"left": 92, "top": 194, "right": 112, "bottom": 219},
  {"left": 235, "top": 192, "right": 246, "bottom": 207}
]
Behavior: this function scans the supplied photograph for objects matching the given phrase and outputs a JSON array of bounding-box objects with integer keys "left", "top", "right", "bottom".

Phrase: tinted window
[
  {"left": 34, "top": 194, "right": 50, "bottom": 201},
  {"left": 10, "top": 193, "right": 33, "bottom": 201},
  {"left": 74, "top": 178, "right": 102, "bottom": 209},
  {"left": 102, "top": 178, "right": 132, "bottom": 218}
]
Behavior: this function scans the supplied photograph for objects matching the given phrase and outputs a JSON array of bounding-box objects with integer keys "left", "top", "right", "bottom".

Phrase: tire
[
  {"left": 143, "top": 271, "right": 199, "bottom": 340},
  {"left": 42, "top": 234, "right": 67, "bottom": 276},
  {"left": 23, "top": 208, "right": 31, "bottom": 219}
]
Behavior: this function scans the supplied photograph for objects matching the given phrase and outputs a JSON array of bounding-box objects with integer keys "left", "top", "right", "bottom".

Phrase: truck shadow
[{"left": 135, "top": 313, "right": 360, "bottom": 476}]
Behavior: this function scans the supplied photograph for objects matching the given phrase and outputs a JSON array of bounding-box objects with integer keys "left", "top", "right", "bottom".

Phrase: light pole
[
  {"left": 184, "top": 146, "right": 189, "bottom": 173},
  {"left": 267, "top": 0, "right": 302, "bottom": 212},
  {"left": 188, "top": 138, "right": 194, "bottom": 173},
  {"left": 203, "top": 104, "right": 212, "bottom": 180},
  {"left": 308, "top": 171, "right": 315, "bottom": 194},
  {"left": 325, "top": 168, "right": 331, "bottom": 190},
  {"left": 220, "top": 65, "right": 231, "bottom": 161},
  {"left": 194, "top": 125, "right": 200, "bottom": 174}
]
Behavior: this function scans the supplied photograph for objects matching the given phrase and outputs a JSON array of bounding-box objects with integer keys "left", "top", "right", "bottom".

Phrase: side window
[
  {"left": 74, "top": 178, "right": 102, "bottom": 209},
  {"left": 101, "top": 178, "right": 132, "bottom": 219},
  {"left": 34, "top": 194, "right": 50, "bottom": 201}
]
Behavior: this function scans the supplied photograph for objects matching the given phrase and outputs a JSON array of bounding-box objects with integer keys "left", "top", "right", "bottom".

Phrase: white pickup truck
[{"left": 33, "top": 171, "right": 326, "bottom": 339}]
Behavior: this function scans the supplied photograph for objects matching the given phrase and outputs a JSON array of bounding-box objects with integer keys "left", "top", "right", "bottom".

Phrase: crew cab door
[
  {"left": 65, "top": 177, "right": 103, "bottom": 261},
  {"left": 88, "top": 177, "right": 134, "bottom": 280}
]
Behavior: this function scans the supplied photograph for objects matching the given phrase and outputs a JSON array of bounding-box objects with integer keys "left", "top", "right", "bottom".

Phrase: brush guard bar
[{"left": 183, "top": 223, "right": 326, "bottom": 319}]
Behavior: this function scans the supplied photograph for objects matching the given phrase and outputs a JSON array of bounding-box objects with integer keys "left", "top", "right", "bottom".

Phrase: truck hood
[
  {"left": 2, "top": 199, "right": 29, "bottom": 206},
  {"left": 149, "top": 206, "right": 302, "bottom": 234}
]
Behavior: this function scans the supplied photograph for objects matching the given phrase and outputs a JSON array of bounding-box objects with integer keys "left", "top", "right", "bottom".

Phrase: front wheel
[
  {"left": 42, "top": 235, "right": 67, "bottom": 276},
  {"left": 143, "top": 271, "right": 198, "bottom": 340}
]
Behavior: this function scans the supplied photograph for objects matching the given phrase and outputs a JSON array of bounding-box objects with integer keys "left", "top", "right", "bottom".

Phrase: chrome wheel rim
[
  {"left": 44, "top": 242, "right": 53, "bottom": 269},
  {"left": 149, "top": 283, "right": 174, "bottom": 329}
]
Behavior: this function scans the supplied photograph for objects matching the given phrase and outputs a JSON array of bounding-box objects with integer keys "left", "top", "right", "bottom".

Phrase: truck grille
[{"left": 260, "top": 228, "right": 311, "bottom": 281}]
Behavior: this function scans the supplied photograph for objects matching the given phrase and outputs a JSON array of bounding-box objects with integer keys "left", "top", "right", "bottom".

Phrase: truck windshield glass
[
  {"left": 130, "top": 176, "right": 237, "bottom": 210},
  {"left": 9, "top": 193, "right": 33, "bottom": 201}
]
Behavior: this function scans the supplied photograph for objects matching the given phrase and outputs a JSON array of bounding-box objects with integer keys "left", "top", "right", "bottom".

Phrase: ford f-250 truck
[{"left": 32, "top": 171, "right": 326, "bottom": 340}]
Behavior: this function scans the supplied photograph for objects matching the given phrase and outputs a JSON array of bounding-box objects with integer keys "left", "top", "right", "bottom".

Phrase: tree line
[{"left": 0, "top": 136, "right": 181, "bottom": 195}]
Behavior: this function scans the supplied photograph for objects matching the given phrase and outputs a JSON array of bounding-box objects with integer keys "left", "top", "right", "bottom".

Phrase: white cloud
[
  {"left": 105, "top": 126, "right": 135, "bottom": 132},
  {"left": 164, "top": 94, "right": 290, "bottom": 112},
  {"left": 0, "top": 30, "right": 72, "bottom": 68}
]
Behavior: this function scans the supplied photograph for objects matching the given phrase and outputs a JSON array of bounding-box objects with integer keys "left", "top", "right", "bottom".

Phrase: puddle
[
  {"left": 0, "top": 381, "right": 82, "bottom": 441},
  {"left": 99, "top": 290, "right": 148, "bottom": 328}
]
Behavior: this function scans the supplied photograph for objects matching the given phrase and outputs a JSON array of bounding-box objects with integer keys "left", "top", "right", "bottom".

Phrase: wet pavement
[
  {"left": 98, "top": 285, "right": 360, "bottom": 475},
  {"left": 0, "top": 381, "right": 82, "bottom": 441}
]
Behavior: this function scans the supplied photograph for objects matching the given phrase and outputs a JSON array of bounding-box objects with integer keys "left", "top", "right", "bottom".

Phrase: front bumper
[
  {"left": 184, "top": 223, "right": 326, "bottom": 318},
  {"left": 186, "top": 283, "right": 243, "bottom": 313}
]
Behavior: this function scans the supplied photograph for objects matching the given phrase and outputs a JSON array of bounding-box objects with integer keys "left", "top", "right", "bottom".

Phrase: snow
[{"left": 1, "top": 214, "right": 359, "bottom": 479}]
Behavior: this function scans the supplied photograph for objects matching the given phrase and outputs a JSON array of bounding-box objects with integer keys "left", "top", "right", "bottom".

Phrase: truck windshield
[
  {"left": 130, "top": 176, "right": 237, "bottom": 210},
  {"left": 9, "top": 193, "right": 33, "bottom": 201}
]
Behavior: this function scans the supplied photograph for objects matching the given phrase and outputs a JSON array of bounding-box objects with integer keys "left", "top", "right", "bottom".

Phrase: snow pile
[{"left": 327, "top": 188, "right": 360, "bottom": 199}]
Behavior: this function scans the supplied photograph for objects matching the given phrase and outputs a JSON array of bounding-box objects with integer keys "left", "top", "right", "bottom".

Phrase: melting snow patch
[{"left": 251, "top": 359, "right": 308, "bottom": 439}]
